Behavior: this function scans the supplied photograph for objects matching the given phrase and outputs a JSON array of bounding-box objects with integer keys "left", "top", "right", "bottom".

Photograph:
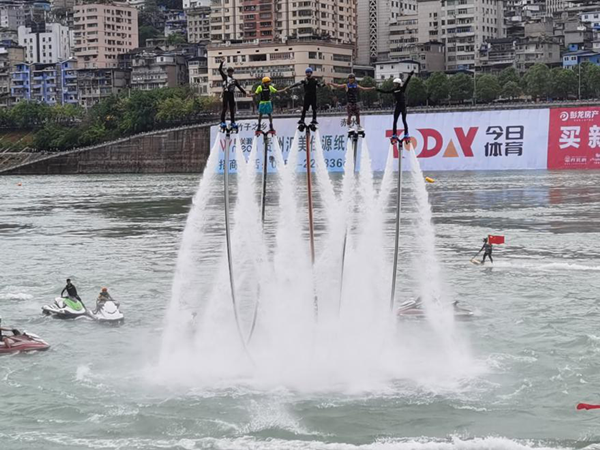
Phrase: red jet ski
[
  {"left": 397, "top": 298, "right": 474, "bottom": 320},
  {"left": 0, "top": 330, "right": 50, "bottom": 354}
]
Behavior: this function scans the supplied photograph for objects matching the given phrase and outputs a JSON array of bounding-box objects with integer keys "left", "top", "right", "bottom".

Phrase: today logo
[{"left": 387, "top": 127, "right": 478, "bottom": 159}]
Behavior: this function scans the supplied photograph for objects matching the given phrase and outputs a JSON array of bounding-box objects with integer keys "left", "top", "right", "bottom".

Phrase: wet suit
[
  {"left": 291, "top": 77, "right": 324, "bottom": 123},
  {"left": 61, "top": 282, "right": 81, "bottom": 301},
  {"left": 377, "top": 72, "right": 413, "bottom": 136},
  {"left": 480, "top": 242, "right": 493, "bottom": 263},
  {"left": 219, "top": 61, "right": 247, "bottom": 124}
]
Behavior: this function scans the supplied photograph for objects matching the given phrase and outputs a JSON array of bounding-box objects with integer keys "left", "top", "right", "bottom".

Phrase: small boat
[{"left": 42, "top": 297, "right": 88, "bottom": 319}]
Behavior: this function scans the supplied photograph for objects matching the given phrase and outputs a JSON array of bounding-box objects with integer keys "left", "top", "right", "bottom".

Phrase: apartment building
[
  {"left": 389, "top": 41, "right": 445, "bottom": 72},
  {"left": 73, "top": 2, "right": 139, "bottom": 69},
  {"left": 187, "top": 7, "right": 210, "bottom": 43},
  {"left": 514, "top": 36, "right": 560, "bottom": 70},
  {"left": 242, "top": 0, "right": 275, "bottom": 42},
  {"left": 57, "top": 57, "right": 78, "bottom": 104},
  {"left": 76, "top": 67, "right": 129, "bottom": 108},
  {"left": 442, "top": 0, "right": 505, "bottom": 71},
  {"left": 0, "top": 45, "right": 24, "bottom": 105},
  {"left": 18, "top": 22, "right": 71, "bottom": 64},
  {"left": 165, "top": 10, "right": 187, "bottom": 37},
  {"left": 184, "top": 0, "right": 210, "bottom": 9},
  {"left": 188, "top": 56, "right": 208, "bottom": 94},
  {"left": 207, "top": 40, "right": 353, "bottom": 107},
  {"left": 356, "top": 0, "right": 399, "bottom": 64},
  {"left": 375, "top": 60, "right": 420, "bottom": 81},
  {"left": 130, "top": 50, "right": 188, "bottom": 90},
  {"left": 0, "top": 2, "right": 31, "bottom": 30},
  {"left": 210, "top": 0, "right": 243, "bottom": 43}
]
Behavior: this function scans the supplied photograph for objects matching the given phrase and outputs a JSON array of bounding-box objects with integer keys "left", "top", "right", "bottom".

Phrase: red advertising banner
[{"left": 548, "top": 107, "right": 600, "bottom": 169}]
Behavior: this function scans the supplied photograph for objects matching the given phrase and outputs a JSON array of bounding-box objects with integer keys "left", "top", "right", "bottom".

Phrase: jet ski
[
  {"left": 397, "top": 298, "right": 474, "bottom": 319},
  {"left": 42, "top": 296, "right": 88, "bottom": 319},
  {"left": 89, "top": 300, "right": 124, "bottom": 324},
  {"left": 0, "top": 330, "right": 50, "bottom": 353}
]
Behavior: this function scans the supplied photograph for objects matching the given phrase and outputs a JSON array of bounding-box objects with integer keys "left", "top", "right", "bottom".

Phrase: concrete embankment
[{"left": 1, "top": 124, "right": 211, "bottom": 175}]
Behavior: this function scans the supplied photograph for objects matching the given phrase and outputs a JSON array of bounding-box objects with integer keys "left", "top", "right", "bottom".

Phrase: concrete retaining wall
[{"left": 4, "top": 125, "right": 211, "bottom": 175}]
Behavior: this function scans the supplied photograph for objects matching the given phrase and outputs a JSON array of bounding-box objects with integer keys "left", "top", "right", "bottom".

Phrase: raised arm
[
  {"left": 401, "top": 71, "right": 414, "bottom": 92},
  {"left": 218, "top": 60, "right": 226, "bottom": 81}
]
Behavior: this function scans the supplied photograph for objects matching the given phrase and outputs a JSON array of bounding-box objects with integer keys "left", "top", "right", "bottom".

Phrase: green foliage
[
  {"left": 377, "top": 78, "right": 395, "bottom": 107},
  {"left": 426, "top": 72, "right": 449, "bottom": 104},
  {"left": 166, "top": 33, "right": 186, "bottom": 46},
  {"left": 475, "top": 74, "right": 501, "bottom": 103},
  {"left": 501, "top": 81, "right": 522, "bottom": 99},
  {"left": 584, "top": 64, "right": 600, "bottom": 98},
  {"left": 358, "top": 76, "right": 378, "bottom": 108},
  {"left": 498, "top": 67, "right": 520, "bottom": 87},
  {"left": 523, "top": 63, "right": 551, "bottom": 100},
  {"left": 9, "top": 101, "right": 50, "bottom": 128},
  {"left": 449, "top": 73, "right": 473, "bottom": 103},
  {"left": 139, "top": 25, "right": 161, "bottom": 46},
  {"left": 406, "top": 76, "right": 427, "bottom": 106},
  {"left": 550, "top": 67, "right": 578, "bottom": 100}
]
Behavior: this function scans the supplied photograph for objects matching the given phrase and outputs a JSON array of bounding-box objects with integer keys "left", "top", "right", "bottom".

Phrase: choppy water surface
[{"left": 1, "top": 171, "right": 600, "bottom": 450}]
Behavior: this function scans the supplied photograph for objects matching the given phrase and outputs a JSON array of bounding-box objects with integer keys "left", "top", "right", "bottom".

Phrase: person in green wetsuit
[{"left": 252, "top": 76, "right": 288, "bottom": 134}]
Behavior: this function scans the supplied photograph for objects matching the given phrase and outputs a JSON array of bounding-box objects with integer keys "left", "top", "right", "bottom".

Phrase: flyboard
[
  {"left": 338, "top": 127, "right": 364, "bottom": 312},
  {"left": 389, "top": 136, "right": 410, "bottom": 310},
  {"left": 246, "top": 128, "right": 277, "bottom": 344},
  {"left": 299, "top": 120, "right": 319, "bottom": 318},
  {"left": 220, "top": 123, "right": 251, "bottom": 354}
]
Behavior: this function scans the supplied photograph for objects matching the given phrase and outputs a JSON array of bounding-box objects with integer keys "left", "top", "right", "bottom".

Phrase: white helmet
[{"left": 393, "top": 77, "right": 403, "bottom": 85}]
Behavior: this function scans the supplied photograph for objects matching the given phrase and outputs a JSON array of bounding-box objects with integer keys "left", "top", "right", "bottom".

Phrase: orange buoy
[
  {"left": 17, "top": 182, "right": 22, "bottom": 186},
  {"left": 425, "top": 177, "right": 435, "bottom": 183}
]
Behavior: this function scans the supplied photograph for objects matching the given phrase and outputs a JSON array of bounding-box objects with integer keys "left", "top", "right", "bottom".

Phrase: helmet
[
  {"left": 483, "top": 238, "right": 488, "bottom": 242},
  {"left": 226, "top": 66, "right": 234, "bottom": 73},
  {"left": 348, "top": 73, "right": 356, "bottom": 79},
  {"left": 262, "top": 76, "right": 271, "bottom": 83},
  {"left": 305, "top": 67, "right": 313, "bottom": 74},
  {"left": 101, "top": 287, "right": 108, "bottom": 292},
  {"left": 393, "top": 77, "right": 403, "bottom": 85}
]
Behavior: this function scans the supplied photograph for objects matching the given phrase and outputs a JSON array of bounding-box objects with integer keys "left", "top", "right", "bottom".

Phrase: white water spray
[{"left": 158, "top": 130, "right": 475, "bottom": 392}]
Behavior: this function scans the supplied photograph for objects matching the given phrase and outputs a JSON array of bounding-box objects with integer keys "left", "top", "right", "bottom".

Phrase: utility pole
[{"left": 578, "top": 62, "right": 581, "bottom": 100}]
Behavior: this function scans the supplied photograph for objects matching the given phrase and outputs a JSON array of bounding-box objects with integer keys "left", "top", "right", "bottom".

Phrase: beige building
[
  {"left": 390, "top": 41, "right": 445, "bottom": 73},
  {"left": 130, "top": 50, "right": 188, "bottom": 90},
  {"left": 77, "top": 67, "right": 129, "bottom": 108},
  {"left": 73, "top": 2, "right": 139, "bottom": 69},
  {"left": 189, "top": 56, "right": 208, "bottom": 95},
  {"left": 357, "top": 0, "right": 402, "bottom": 64},
  {"left": 207, "top": 40, "right": 353, "bottom": 106},
  {"left": 209, "top": 0, "right": 356, "bottom": 46},
  {"left": 0, "top": 45, "right": 25, "bottom": 106},
  {"left": 187, "top": 6, "right": 210, "bottom": 43}
]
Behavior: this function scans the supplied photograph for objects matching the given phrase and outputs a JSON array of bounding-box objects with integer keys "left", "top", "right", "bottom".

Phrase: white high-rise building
[
  {"left": 442, "top": 0, "right": 505, "bottom": 70},
  {"left": 357, "top": 0, "right": 403, "bottom": 64},
  {"left": 183, "top": 0, "right": 210, "bottom": 9},
  {"left": 18, "top": 23, "right": 71, "bottom": 64}
]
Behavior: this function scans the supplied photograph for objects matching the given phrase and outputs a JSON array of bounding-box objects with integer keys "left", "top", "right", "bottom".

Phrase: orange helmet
[
  {"left": 262, "top": 76, "right": 271, "bottom": 84},
  {"left": 101, "top": 287, "right": 108, "bottom": 293}
]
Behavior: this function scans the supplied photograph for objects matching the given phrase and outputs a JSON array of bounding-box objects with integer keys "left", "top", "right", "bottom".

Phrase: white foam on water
[
  {"left": 491, "top": 261, "right": 600, "bottom": 272},
  {"left": 156, "top": 133, "right": 480, "bottom": 394}
]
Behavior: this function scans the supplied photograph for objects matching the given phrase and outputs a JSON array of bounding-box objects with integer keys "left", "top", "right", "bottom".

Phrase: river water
[{"left": 1, "top": 171, "right": 600, "bottom": 450}]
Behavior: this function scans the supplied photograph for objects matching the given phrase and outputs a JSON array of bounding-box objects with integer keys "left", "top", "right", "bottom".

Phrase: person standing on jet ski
[
  {"left": 476, "top": 237, "right": 494, "bottom": 264},
  {"left": 61, "top": 278, "right": 81, "bottom": 301}
]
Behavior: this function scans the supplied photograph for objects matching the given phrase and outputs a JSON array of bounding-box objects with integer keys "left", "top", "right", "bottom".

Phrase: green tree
[
  {"left": 523, "top": 63, "right": 551, "bottom": 100},
  {"left": 501, "top": 81, "right": 522, "bottom": 99},
  {"left": 475, "top": 74, "right": 501, "bottom": 103},
  {"left": 9, "top": 101, "right": 50, "bottom": 129},
  {"left": 426, "top": 72, "right": 449, "bottom": 105},
  {"left": 166, "top": 33, "right": 186, "bottom": 46},
  {"left": 584, "top": 64, "right": 600, "bottom": 98},
  {"left": 406, "top": 76, "right": 427, "bottom": 106},
  {"left": 78, "top": 122, "right": 108, "bottom": 147},
  {"left": 139, "top": 25, "right": 161, "bottom": 46},
  {"left": 498, "top": 67, "right": 520, "bottom": 87},
  {"left": 449, "top": 73, "right": 474, "bottom": 103},
  {"left": 358, "top": 76, "right": 378, "bottom": 108},
  {"left": 155, "top": 96, "right": 193, "bottom": 124},
  {"left": 550, "top": 67, "right": 578, "bottom": 100},
  {"left": 377, "top": 77, "right": 395, "bottom": 107}
]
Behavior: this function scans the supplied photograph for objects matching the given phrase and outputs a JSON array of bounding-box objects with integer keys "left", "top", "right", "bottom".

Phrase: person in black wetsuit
[
  {"left": 328, "top": 74, "right": 374, "bottom": 131},
  {"left": 377, "top": 71, "right": 414, "bottom": 141},
  {"left": 477, "top": 238, "right": 494, "bottom": 264},
  {"left": 290, "top": 67, "right": 324, "bottom": 126},
  {"left": 219, "top": 61, "right": 247, "bottom": 129},
  {"left": 61, "top": 278, "right": 82, "bottom": 301}
]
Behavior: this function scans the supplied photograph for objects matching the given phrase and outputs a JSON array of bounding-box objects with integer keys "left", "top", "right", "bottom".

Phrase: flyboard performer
[
  {"left": 328, "top": 73, "right": 375, "bottom": 133},
  {"left": 218, "top": 60, "right": 247, "bottom": 132},
  {"left": 377, "top": 70, "right": 414, "bottom": 144},
  {"left": 251, "top": 76, "right": 288, "bottom": 222},
  {"left": 289, "top": 67, "right": 325, "bottom": 317},
  {"left": 381, "top": 71, "right": 414, "bottom": 310}
]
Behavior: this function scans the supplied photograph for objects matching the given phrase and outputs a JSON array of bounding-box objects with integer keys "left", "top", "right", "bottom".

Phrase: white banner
[{"left": 210, "top": 108, "right": 550, "bottom": 173}]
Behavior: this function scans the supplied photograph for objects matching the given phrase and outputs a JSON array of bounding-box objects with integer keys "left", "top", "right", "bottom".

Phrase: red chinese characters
[{"left": 548, "top": 107, "right": 600, "bottom": 169}]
